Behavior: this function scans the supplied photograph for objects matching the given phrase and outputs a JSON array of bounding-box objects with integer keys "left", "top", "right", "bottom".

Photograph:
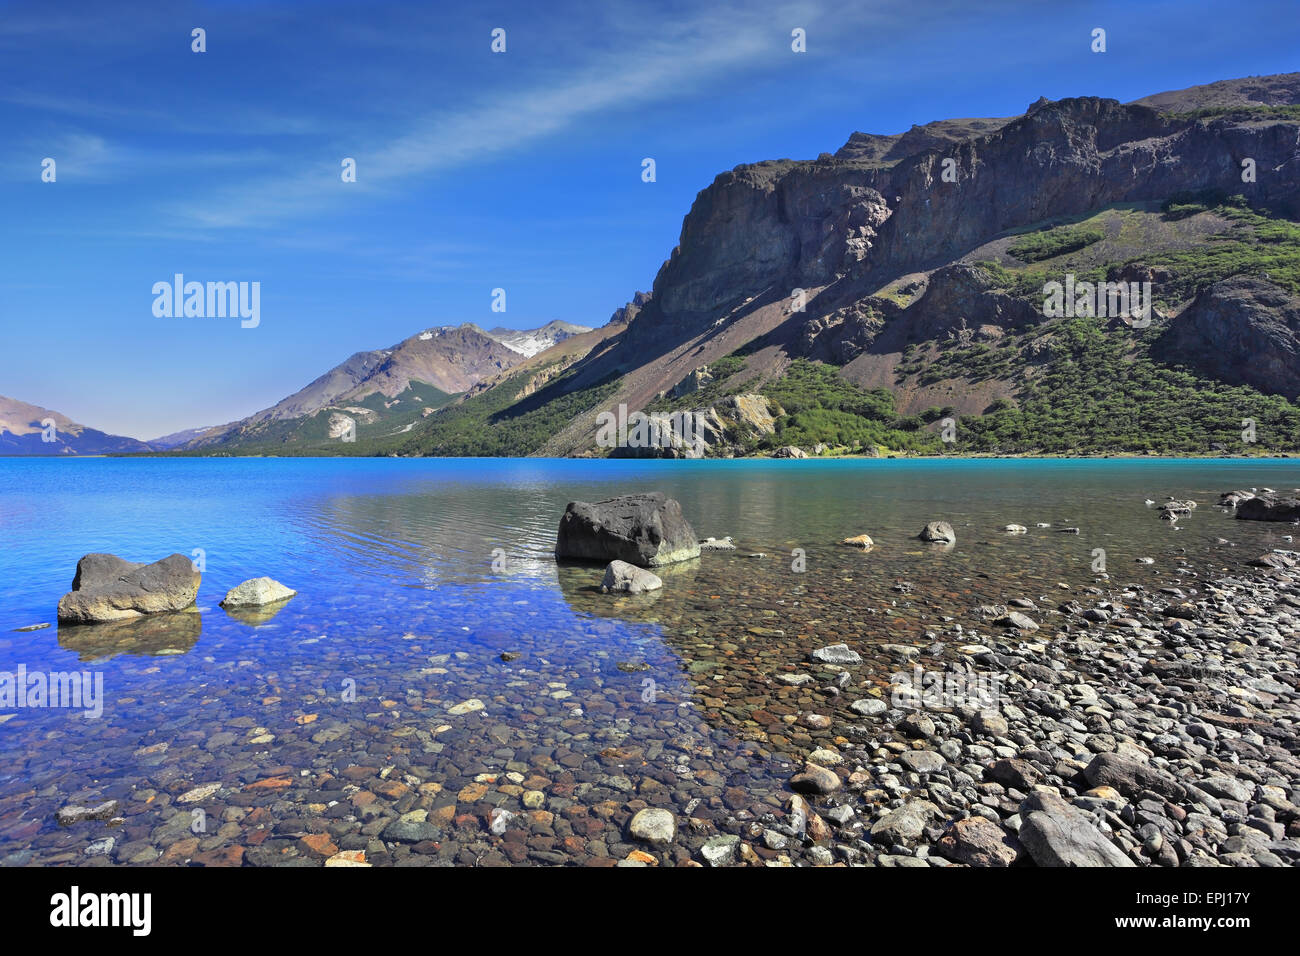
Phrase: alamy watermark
[
  {"left": 890, "top": 665, "right": 1004, "bottom": 711},
  {"left": 595, "top": 403, "right": 707, "bottom": 455},
  {"left": 152, "top": 274, "right": 260, "bottom": 328},
  {"left": 1, "top": 664, "right": 103, "bottom": 718},
  {"left": 1042, "top": 274, "right": 1151, "bottom": 328}
]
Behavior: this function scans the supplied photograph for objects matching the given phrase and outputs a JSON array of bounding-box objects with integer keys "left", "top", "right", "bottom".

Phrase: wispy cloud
[{"left": 166, "top": 1, "right": 825, "bottom": 228}]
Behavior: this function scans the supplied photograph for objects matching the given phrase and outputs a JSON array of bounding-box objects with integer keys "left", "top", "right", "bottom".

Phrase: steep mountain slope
[
  {"left": 388, "top": 72, "right": 1300, "bottom": 459},
  {"left": 0, "top": 396, "right": 153, "bottom": 455}
]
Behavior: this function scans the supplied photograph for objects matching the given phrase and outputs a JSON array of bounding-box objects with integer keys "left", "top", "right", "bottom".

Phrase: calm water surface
[{"left": 1, "top": 457, "right": 1297, "bottom": 865}]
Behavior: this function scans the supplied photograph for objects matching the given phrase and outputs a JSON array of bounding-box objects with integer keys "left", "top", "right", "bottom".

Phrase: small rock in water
[
  {"left": 1004, "top": 524, "right": 1028, "bottom": 534},
  {"left": 850, "top": 698, "right": 887, "bottom": 717},
  {"left": 600, "top": 560, "right": 663, "bottom": 594},
  {"left": 790, "top": 763, "right": 841, "bottom": 795},
  {"left": 177, "top": 783, "right": 221, "bottom": 804},
  {"left": 700, "top": 834, "right": 740, "bottom": 867},
  {"left": 699, "top": 535, "right": 736, "bottom": 550},
  {"left": 810, "top": 643, "right": 861, "bottom": 665},
  {"left": 446, "top": 698, "right": 485, "bottom": 715},
  {"left": 919, "top": 520, "right": 956, "bottom": 544},
  {"left": 628, "top": 808, "right": 676, "bottom": 844},
  {"left": 841, "top": 534, "right": 875, "bottom": 549},
  {"left": 994, "top": 611, "right": 1039, "bottom": 631},
  {"left": 84, "top": 837, "right": 115, "bottom": 858},
  {"left": 220, "top": 576, "right": 297, "bottom": 608},
  {"left": 55, "top": 801, "right": 118, "bottom": 826}
]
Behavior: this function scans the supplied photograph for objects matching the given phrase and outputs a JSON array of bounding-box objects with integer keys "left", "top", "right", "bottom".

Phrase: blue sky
[{"left": 2, "top": 0, "right": 1297, "bottom": 439}]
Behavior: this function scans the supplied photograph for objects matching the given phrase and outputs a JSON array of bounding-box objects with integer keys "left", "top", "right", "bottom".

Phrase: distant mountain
[
  {"left": 179, "top": 321, "right": 585, "bottom": 452},
  {"left": 484, "top": 320, "right": 593, "bottom": 357},
  {"left": 0, "top": 395, "right": 153, "bottom": 455},
  {"left": 147, "top": 425, "right": 214, "bottom": 449}
]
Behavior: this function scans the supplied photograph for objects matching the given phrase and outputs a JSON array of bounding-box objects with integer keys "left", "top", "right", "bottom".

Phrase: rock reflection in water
[
  {"left": 56, "top": 610, "right": 201, "bottom": 661},
  {"left": 222, "top": 598, "right": 293, "bottom": 627}
]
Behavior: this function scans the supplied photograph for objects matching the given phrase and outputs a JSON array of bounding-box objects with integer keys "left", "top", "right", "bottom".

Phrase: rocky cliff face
[
  {"left": 640, "top": 95, "right": 1299, "bottom": 342},
  {"left": 1156, "top": 277, "right": 1300, "bottom": 398},
  {"left": 606, "top": 393, "right": 778, "bottom": 458},
  {"left": 515, "top": 75, "right": 1300, "bottom": 455}
]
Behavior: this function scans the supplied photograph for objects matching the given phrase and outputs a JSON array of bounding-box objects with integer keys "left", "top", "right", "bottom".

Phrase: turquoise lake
[{"left": 1, "top": 457, "right": 1297, "bottom": 865}]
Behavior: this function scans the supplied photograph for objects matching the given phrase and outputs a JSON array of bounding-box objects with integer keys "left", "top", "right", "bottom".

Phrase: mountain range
[
  {"left": 5, "top": 73, "right": 1300, "bottom": 458},
  {"left": 380, "top": 71, "right": 1300, "bottom": 458},
  {"left": 0, "top": 396, "right": 154, "bottom": 456},
  {"left": 0, "top": 321, "right": 591, "bottom": 455}
]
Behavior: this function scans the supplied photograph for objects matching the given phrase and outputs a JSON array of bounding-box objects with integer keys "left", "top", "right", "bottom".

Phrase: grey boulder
[
  {"left": 220, "top": 577, "right": 297, "bottom": 608},
  {"left": 57, "top": 553, "right": 200, "bottom": 624},
  {"left": 919, "top": 520, "right": 956, "bottom": 544},
  {"left": 555, "top": 492, "right": 699, "bottom": 567},
  {"left": 1017, "top": 791, "right": 1134, "bottom": 867},
  {"left": 1083, "top": 752, "right": 1185, "bottom": 801},
  {"left": 1236, "top": 494, "right": 1300, "bottom": 522},
  {"left": 600, "top": 560, "right": 663, "bottom": 594}
]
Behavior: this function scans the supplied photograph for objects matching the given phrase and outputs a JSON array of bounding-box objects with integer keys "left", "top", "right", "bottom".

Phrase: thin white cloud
[{"left": 167, "top": 1, "right": 823, "bottom": 228}]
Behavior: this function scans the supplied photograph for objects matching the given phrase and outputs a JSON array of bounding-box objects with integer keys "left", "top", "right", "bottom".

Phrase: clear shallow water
[{"left": 1, "top": 457, "right": 1298, "bottom": 865}]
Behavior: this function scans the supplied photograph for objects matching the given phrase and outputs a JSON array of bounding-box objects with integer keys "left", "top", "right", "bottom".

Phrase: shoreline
[
  {"left": 769, "top": 543, "right": 1300, "bottom": 867},
  {"left": 1, "top": 451, "right": 1298, "bottom": 462}
]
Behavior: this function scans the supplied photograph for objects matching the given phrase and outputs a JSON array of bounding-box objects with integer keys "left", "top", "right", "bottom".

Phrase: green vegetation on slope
[
  {"left": 643, "top": 354, "right": 753, "bottom": 413},
  {"left": 1008, "top": 224, "right": 1106, "bottom": 262},
  {"left": 1141, "top": 205, "right": 1300, "bottom": 302},
  {"left": 394, "top": 364, "right": 622, "bottom": 456},
  {"left": 1163, "top": 104, "right": 1300, "bottom": 123},
  {"left": 980, "top": 201, "right": 1300, "bottom": 308},
  {"left": 953, "top": 319, "right": 1300, "bottom": 454},
  {"left": 759, "top": 360, "right": 944, "bottom": 453}
]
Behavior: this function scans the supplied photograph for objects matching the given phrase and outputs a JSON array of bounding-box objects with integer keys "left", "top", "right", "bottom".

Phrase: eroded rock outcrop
[{"left": 1156, "top": 277, "right": 1300, "bottom": 398}]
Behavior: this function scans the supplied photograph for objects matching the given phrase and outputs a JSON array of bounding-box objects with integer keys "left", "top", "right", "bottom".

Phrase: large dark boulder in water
[
  {"left": 57, "top": 553, "right": 200, "bottom": 624},
  {"left": 555, "top": 493, "right": 700, "bottom": 567},
  {"left": 1236, "top": 494, "right": 1300, "bottom": 522}
]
